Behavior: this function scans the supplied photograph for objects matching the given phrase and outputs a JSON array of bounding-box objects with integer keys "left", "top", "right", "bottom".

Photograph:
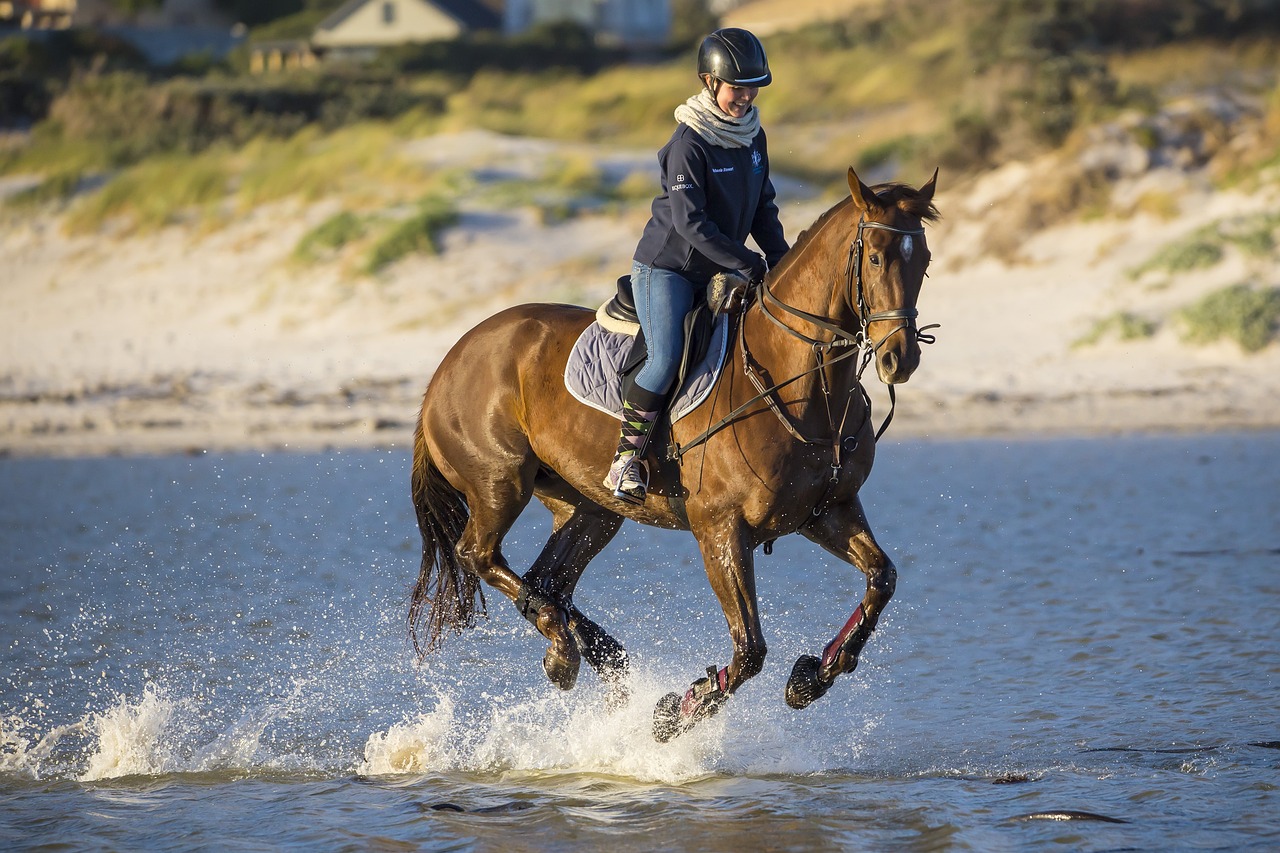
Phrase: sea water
[{"left": 2, "top": 434, "right": 1278, "bottom": 850}]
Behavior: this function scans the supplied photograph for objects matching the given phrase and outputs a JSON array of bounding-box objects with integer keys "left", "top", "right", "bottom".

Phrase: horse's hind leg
[
  {"left": 444, "top": 454, "right": 584, "bottom": 690},
  {"left": 789, "top": 497, "right": 897, "bottom": 709},
  {"left": 522, "top": 493, "right": 628, "bottom": 683}
]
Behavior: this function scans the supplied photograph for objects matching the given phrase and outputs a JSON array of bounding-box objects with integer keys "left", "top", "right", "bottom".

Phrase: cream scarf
[{"left": 673, "top": 89, "right": 761, "bottom": 149}]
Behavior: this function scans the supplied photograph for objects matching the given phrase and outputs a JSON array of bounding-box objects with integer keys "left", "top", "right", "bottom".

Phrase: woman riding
[{"left": 605, "top": 27, "right": 791, "bottom": 505}]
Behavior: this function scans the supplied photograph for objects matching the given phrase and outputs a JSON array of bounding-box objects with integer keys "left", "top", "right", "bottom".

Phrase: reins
[{"left": 668, "top": 218, "right": 938, "bottom": 477}]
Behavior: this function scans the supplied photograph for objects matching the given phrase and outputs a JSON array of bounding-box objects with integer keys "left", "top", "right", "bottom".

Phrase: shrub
[
  {"left": 1128, "top": 233, "right": 1224, "bottom": 279},
  {"left": 1220, "top": 211, "right": 1280, "bottom": 257},
  {"left": 1176, "top": 283, "right": 1280, "bottom": 352}
]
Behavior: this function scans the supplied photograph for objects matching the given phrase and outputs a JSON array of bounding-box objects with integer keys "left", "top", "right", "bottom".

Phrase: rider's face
[{"left": 713, "top": 82, "right": 759, "bottom": 118}]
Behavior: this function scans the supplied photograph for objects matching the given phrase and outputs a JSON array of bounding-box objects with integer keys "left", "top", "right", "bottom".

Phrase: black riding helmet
[{"left": 697, "top": 28, "right": 772, "bottom": 88}]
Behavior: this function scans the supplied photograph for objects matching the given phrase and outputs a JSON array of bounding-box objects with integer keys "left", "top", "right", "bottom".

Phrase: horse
[{"left": 409, "top": 167, "right": 940, "bottom": 742}]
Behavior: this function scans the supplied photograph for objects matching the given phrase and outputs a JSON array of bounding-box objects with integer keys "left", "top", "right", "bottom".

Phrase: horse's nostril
[{"left": 881, "top": 351, "right": 898, "bottom": 375}]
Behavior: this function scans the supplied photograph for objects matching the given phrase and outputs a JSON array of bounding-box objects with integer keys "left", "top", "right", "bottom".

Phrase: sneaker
[{"left": 604, "top": 453, "right": 648, "bottom": 505}]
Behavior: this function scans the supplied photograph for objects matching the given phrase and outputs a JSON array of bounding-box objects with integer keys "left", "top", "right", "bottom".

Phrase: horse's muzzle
[{"left": 877, "top": 336, "right": 921, "bottom": 384}]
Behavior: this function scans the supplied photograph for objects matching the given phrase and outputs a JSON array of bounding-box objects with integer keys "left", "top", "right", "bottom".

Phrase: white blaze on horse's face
[{"left": 901, "top": 235, "right": 914, "bottom": 263}]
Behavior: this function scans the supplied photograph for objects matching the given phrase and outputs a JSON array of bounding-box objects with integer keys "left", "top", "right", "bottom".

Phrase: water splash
[{"left": 81, "top": 685, "right": 179, "bottom": 781}]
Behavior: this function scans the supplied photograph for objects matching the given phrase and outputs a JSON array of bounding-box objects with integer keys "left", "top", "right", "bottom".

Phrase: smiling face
[{"left": 703, "top": 76, "right": 759, "bottom": 118}]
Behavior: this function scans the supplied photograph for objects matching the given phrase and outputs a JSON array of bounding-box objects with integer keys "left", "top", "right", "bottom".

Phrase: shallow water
[{"left": 2, "top": 434, "right": 1278, "bottom": 851}]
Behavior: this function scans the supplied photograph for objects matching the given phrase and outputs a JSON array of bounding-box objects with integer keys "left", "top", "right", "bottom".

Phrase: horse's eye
[{"left": 870, "top": 255, "right": 882, "bottom": 267}]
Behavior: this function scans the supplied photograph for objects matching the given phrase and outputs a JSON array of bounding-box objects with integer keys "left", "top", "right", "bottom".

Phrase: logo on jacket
[{"left": 752, "top": 150, "right": 763, "bottom": 174}]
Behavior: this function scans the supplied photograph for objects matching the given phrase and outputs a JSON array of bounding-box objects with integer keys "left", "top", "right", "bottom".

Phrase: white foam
[
  {"left": 81, "top": 685, "right": 181, "bottom": 781},
  {"left": 357, "top": 670, "right": 765, "bottom": 784}
]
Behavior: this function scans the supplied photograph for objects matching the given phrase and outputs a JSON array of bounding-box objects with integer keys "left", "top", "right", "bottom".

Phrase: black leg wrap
[
  {"left": 565, "top": 605, "right": 629, "bottom": 682},
  {"left": 515, "top": 584, "right": 557, "bottom": 628},
  {"left": 516, "top": 584, "right": 629, "bottom": 682}
]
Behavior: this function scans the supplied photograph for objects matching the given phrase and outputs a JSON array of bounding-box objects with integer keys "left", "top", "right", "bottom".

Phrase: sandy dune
[{"left": 2, "top": 129, "right": 1278, "bottom": 457}]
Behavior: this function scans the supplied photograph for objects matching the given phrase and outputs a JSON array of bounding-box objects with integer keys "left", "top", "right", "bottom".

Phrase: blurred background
[{"left": 2, "top": 0, "right": 1279, "bottom": 455}]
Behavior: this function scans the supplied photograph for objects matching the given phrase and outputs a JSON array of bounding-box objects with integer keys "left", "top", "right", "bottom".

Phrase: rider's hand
[{"left": 742, "top": 254, "right": 768, "bottom": 283}]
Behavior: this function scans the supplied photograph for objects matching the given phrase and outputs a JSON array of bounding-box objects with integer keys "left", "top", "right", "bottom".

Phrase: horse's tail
[{"left": 409, "top": 411, "right": 485, "bottom": 657}]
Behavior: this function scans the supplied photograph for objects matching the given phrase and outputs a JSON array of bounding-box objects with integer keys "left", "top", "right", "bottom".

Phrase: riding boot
[{"left": 605, "top": 385, "right": 665, "bottom": 505}]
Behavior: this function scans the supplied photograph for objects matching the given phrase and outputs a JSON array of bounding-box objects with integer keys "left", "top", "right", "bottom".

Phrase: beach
[{"left": 3, "top": 130, "right": 1279, "bottom": 457}]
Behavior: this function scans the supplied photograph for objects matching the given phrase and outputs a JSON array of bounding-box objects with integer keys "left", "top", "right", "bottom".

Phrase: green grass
[
  {"left": 2, "top": 169, "right": 83, "bottom": 209},
  {"left": 64, "top": 153, "right": 231, "bottom": 234},
  {"left": 1129, "top": 212, "right": 1280, "bottom": 280},
  {"left": 1072, "top": 312, "right": 1159, "bottom": 348},
  {"left": 1128, "top": 227, "right": 1226, "bottom": 280},
  {"left": 362, "top": 196, "right": 459, "bottom": 275},
  {"left": 1176, "top": 284, "right": 1280, "bottom": 352},
  {"left": 293, "top": 211, "right": 367, "bottom": 263}
]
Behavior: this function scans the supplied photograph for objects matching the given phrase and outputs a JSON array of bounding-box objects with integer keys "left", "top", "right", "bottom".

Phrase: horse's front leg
[
  {"left": 787, "top": 497, "right": 897, "bottom": 710},
  {"left": 653, "top": 519, "right": 765, "bottom": 742}
]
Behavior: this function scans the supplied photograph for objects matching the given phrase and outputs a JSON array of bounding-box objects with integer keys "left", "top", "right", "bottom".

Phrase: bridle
[
  {"left": 761, "top": 217, "right": 932, "bottom": 358},
  {"left": 669, "top": 216, "right": 938, "bottom": 500}
]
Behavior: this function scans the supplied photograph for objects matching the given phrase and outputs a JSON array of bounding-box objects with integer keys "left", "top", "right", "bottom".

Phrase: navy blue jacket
[{"left": 633, "top": 123, "right": 790, "bottom": 285}]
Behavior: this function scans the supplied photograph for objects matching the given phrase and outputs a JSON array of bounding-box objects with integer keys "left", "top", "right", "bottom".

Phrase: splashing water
[{"left": 2, "top": 440, "right": 1278, "bottom": 851}]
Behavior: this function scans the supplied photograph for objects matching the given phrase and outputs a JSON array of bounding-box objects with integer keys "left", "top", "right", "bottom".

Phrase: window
[{"left": 382, "top": 2, "right": 395, "bottom": 24}]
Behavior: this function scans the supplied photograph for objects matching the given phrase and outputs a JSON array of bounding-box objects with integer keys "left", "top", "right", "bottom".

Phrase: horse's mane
[{"left": 771, "top": 182, "right": 940, "bottom": 280}]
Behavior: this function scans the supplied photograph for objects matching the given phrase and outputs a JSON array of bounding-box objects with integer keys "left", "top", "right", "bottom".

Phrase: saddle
[
  {"left": 564, "top": 272, "right": 748, "bottom": 429},
  {"left": 596, "top": 272, "right": 750, "bottom": 397}
]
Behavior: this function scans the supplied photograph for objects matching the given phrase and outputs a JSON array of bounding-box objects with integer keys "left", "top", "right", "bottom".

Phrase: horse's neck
[
  {"left": 771, "top": 210, "right": 858, "bottom": 332},
  {"left": 742, "top": 221, "right": 863, "bottom": 403},
  {"left": 757, "top": 219, "right": 859, "bottom": 356}
]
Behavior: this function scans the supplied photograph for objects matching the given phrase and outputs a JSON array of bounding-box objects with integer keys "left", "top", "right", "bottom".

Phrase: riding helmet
[{"left": 697, "top": 28, "right": 772, "bottom": 88}]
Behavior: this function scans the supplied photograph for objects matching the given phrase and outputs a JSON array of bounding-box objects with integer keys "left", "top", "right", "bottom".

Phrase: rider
[{"left": 605, "top": 27, "right": 791, "bottom": 505}]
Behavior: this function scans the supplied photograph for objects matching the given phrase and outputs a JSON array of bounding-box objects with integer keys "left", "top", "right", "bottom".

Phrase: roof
[{"left": 317, "top": 0, "right": 499, "bottom": 34}]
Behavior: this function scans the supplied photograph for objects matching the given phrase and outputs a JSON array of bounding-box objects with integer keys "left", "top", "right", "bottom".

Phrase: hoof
[
  {"left": 653, "top": 667, "right": 729, "bottom": 742},
  {"left": 652, "top": 692, "right": 683, "bottom": 743},
  {"left": 542, "top": 645, "right": 580, "bottom": 691},
  {"left": 785, "top": 654, "right": 832, "bottom": 710},
  {"left": 536, "top": 603, "right": 580, "bottom": 691}
]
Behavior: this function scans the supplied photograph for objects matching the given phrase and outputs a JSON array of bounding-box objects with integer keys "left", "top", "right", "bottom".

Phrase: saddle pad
[{"left": 564, "top": 317, "right": 730, "bottom": 424}]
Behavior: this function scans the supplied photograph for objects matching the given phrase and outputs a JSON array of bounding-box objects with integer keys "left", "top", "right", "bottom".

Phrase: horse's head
[{"left": 845, "top": 167, "right": 939, "bottom": 384}]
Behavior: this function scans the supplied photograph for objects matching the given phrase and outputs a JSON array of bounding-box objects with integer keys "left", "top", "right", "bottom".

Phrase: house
[
  {"left": 246, "top": 0, "right": 669, "bottom": 73},
  {"left": 1, "top": 0, "right": 75, "bottom": 29},
  {"left": 311, "top": 0, "right": 501, "bottom": 51},
  {"left": 503, "top": 0, "right": 669, "bottom": 45},
  {"left": 251, "top": 0, "right": 501, "bottom": 71}
]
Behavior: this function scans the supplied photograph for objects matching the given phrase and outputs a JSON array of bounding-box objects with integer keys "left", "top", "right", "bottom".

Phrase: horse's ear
[
  {"left": 918, "top": 167, "right": 939, "bottom": 204},
  {"left": 847, "top": 167, "right": 882, "bottom": 215}
]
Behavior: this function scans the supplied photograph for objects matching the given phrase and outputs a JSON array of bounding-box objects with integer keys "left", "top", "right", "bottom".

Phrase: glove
[{"left": 741, "top": 254, "right": 768, "bottom": 283}]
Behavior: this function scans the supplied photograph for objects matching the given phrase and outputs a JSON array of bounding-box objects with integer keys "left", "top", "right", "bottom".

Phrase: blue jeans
[{"left": 630, "top": 261, "right": 696, "bottom": 396}]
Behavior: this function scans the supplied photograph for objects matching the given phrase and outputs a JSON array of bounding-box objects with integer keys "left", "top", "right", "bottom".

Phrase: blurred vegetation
[
  {"left": 293, "top": 210, "right": 367, "bottom": 263},
  {"left": 1129, "top": 212, "right": 1280, "bottom": 280},
  {"left": 362, "top": 195, "right": 459, "bottom": 274},
  {"left": 1073, "top": 311, "right": 1159, "bottom": 349},
  {"left": 2, "top": 0, "right": 1279, "bottom": 265},
  {"left": 1176, "top": 284, "right": 1280, "bottom": 352}
]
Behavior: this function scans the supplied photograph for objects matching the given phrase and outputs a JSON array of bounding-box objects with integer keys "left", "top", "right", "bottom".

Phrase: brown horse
[{"left": 410, "top": 167, "right": 939, "bottom": 742}]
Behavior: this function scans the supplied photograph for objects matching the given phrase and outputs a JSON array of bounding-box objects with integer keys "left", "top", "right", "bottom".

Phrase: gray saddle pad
[{"left": 564, "top": 317, "right": 730, "bottom": 423}]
